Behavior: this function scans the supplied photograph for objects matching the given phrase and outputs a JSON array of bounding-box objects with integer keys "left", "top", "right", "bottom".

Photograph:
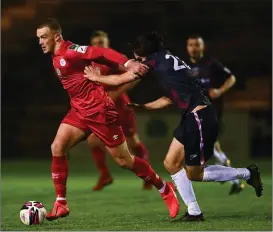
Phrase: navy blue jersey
[
  {"left": 184, "top": 55, "right": 233, "bottom": 116},
  {"left": 144, "top": 50, "right": 211, "bottom": 115},
  {"left": 185, "top": 55, "right": 232, "bottom": 90}
]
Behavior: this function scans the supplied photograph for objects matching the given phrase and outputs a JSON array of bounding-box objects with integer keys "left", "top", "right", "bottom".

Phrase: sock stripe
[{"left": 193, "top": 112, "right": 205, "bottom": 165}]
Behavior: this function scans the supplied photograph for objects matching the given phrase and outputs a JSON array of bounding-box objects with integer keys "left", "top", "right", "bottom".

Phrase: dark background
[{"left": 2, "top": 0, "right": 272, "bottom": 160}]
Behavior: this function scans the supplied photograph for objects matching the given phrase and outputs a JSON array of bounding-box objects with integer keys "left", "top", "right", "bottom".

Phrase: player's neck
[{"left": 53, "top": 40, "right": 63, "bottom": 54}]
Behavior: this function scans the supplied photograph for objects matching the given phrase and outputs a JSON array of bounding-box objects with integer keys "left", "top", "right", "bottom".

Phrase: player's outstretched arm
[
  {"left": 84, "top": 66, "right": 141, "bottom": 86},
  {"left": 128, "top": 97, "right": 173, "bottom": 110},
  {"left": 67, "top": 44, "right": 148, "bottom": 74}
]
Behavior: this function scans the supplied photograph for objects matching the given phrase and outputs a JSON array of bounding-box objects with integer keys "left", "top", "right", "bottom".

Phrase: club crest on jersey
[{"left": 60, "top": 58, "right": 66, "bottom": 67}]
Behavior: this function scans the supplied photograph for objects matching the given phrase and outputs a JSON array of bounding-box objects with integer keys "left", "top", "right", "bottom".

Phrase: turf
[{"left": 1, "top": 159, "right": 272, "bottom": 231}]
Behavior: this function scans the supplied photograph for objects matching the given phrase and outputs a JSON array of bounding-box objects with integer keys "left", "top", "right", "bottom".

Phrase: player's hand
[
  {"left": 126, "top": 60, "right": 149, "bottom": 77},
  {"left": 208, "top": 88, "right": 222, "bottom": 99},
  {"left": 84, "top": 66, "right": 101, "bottom": 82}
]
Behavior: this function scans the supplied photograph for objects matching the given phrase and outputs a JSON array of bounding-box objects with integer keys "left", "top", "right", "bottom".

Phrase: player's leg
[
  {"left": 119, "top": 101, "right": 151, "bottom": 189},
  {"left": 127, "top": 134, "right": 149, "bottom": 164},
  {"left": 212, "top": 106, "right": 230, "bottom": 165},
  {"left": 214, "top": 140, "right": 244, "bottom": 194},
  {"left": 213, "top": 140, "right": 230, "bottom": 166},
  {"left": 163, "top": 137, "right": 204, "bottom": 221},
  {"left": 87, "top": 134, "right": 113, "bottom": 191},
  {"left": 106, "top": 140, "right": 179, "bottom": 218},
  {"left": 184, "top": 107, "right": 263, "bottom": 198},
  {"left": 212, "top": 107, "right": 244, "bottom": 194},
  {"left": 86, "top": 107, "right": 179, "bottom": 218},
  {"left": 47, "top": 110, "right": 90, "bottom": 221},
  {"left": 186, "top": 164, "right": 263, "bottom": 198},
  {"left": 126, "top": 133, "right": 152, "bottom": 190}
]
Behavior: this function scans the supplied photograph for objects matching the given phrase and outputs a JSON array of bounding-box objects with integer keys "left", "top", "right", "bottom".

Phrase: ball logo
[
  {"left": 60, "top": 58, "right": 66, "bottom": 67},
  {"left": 21, "top": 214, "right": 25, "bottom": 221}
]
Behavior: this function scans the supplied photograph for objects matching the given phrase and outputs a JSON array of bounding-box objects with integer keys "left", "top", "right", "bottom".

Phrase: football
[{"left": 20, "top": 201, "right": 47, "bottom": 225}]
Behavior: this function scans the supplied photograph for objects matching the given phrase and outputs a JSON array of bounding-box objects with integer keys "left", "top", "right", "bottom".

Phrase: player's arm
[
  {"left": 209, "top": 61, "right": 236, "bottom": 99},
  {"left": 84, "top": 65, "right": 142, "bottom": 86},
  {"left": 128, "top": 97, "right": 173, "bottom": 110},
  {"left": 67, "top": 44, "right": 148, "bottom": 73},
  {"left": 107, "top": 81, "right": 140, "bottom": 101},
  {"left": 218, "top": 74, "right": 236, "bottom": 94}
]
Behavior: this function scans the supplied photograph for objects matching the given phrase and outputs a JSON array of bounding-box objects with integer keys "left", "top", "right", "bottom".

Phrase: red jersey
[{"left": 52, "top": 40, "right": 128, "bottom": 118}]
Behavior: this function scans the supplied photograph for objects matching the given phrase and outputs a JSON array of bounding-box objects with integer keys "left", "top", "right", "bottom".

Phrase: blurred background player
[
  {"left": 88, "top": 30, "right": 152, "bottom": 191},
  {"left": 185, "top": 35, "right": 244, "bottom": 194}
]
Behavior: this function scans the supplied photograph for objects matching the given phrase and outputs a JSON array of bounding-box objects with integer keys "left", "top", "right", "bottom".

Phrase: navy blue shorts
[{"left": 174, "top": 106, "right": 219, "bottom": 166}]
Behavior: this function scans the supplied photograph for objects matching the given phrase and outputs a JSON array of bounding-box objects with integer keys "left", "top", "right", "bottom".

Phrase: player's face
[
  {"left": 36, "top": 27, "right": 59, "bottom": 54},
  {"left": 186, "top": 38, "right": 204, "bottom": 58},
  {"left": 91, "top": 36, "right": 109, "bottom": 48}
]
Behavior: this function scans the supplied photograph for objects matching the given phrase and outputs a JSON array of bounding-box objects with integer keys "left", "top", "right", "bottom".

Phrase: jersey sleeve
[
  {"left": 66, "top": 44, "right": 128, "bottom": 66},
  {"left": 213, "top": 59, "right": 233, "bottom": 81}
]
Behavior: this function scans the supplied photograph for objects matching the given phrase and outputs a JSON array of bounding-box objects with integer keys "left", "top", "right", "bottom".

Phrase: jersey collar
[{"left": 54, "top": 40, "right": 73, "bottom": 56}]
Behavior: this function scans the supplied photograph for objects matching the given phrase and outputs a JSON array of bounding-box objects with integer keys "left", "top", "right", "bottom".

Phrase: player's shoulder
[
  {"left": 204, "top": 55, "right": 223, "bottom": 66},
  {"left": 64, "top": 41, "right": 89, "bottom": 58},
  {"left": 205, "top": 55, "right": 232, "bottom": 74}
]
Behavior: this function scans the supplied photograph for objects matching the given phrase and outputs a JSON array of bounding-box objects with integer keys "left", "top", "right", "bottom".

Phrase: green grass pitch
[{"left": 1, "top": 159, "right": 272, "bottom": 231}]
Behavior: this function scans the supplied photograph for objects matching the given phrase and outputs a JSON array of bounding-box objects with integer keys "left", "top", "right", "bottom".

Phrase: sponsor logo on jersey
[
  {"left": 60, "top": 58, "right": 66, "bottom": 67},
  {"left": 191, "top": 67, "right": 199, "bottom": 77},
  {"left": 76, "top": 46, "right": 88, "bottom": 54},
  {"left": 200, "top": 78, "right": 210, "bottom": 84},
  {"left": 69, "top": 44, "right": 79, "bottom": 50}
]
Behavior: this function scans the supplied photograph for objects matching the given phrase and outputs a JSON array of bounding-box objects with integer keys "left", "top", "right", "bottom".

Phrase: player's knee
[
  {"left": 186, "top": 168, "right": 203, "bottom": 181},
  {"left": 115, "top": 157, "right": 131, "bottom": 169},
  {"left": 163, "top": 158, "right": 181, "bottom": 175},
  {"left": 51, "top": 141, "right": 66, "bottom": 156}
]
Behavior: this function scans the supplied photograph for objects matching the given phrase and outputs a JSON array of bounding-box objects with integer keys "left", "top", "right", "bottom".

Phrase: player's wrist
[
  {"left": 124, "top": 59, "right": 135, "bottom": 68},
  {"left": 218, "top": 88, "right": 225, "bottom": 95}
]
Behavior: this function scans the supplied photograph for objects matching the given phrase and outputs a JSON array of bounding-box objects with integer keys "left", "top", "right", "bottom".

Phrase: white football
[{"left": 20, "top": 201, "right": 47, "bottom": 225}]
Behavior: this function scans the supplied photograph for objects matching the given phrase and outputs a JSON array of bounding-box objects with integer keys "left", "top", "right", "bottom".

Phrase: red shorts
[
  {"left": 62, "top": 108, "right": 125, "bottom": 148},
  {"left": 115, "top": 94, "right": 137, "bottom": 137}
]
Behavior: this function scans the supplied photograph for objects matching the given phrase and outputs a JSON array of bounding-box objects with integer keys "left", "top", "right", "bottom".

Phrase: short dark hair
[
  {"left": 37, "top": 18, "right": 62, "bottom": 33},
  {"left": 187, "top": 34, "right": 204, "bottom": 41},
  {"left": 91, "top": 30, "right": 108, "bottom": 39},
  {"left": 131, "top": 31, "right": 164, "bottom": 57}
]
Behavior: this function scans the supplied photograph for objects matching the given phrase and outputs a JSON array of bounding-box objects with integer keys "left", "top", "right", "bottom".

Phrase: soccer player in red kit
[
  {"left": 36, "top": 18, "right": 179, "bottom": 221},
  {"left": 88, "top": 30, "right": 152, "bottom": 191}
]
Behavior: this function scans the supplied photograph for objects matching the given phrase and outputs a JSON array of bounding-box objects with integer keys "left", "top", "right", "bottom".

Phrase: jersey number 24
[{"left": 165, "top": 54, "right": 190, "bottom": 71}]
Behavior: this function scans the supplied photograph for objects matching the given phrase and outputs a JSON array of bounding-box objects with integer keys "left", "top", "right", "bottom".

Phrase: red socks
[
  {"left": 91, "top": 147, "right": 110, "bottom": 178},
  {"left": 133, "top": 142, "right": 149, "bottom": 161},
  {"left": 131, "top": 156, "right": 164, "bottom": 190},
  {"left": 51, "top": 156, "right": 68, "bottom": 203}
]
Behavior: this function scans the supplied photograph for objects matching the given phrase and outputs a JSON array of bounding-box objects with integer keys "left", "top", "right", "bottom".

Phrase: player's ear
[{"left": 54, "top": 32, "right": 62, "bottom": 42}]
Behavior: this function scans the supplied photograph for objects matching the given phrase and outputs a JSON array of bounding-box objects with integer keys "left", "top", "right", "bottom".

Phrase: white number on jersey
[{"left": 165, "top": 54, "right": 190, "bottom": 71}]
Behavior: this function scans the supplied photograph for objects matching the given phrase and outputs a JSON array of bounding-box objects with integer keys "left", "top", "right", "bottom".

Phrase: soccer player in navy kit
[
  {"left": 185, "top": 35, "right": 244, "bottom": 195},
  {"left": 84, "top": 32, "right": 263, "bottom": 221}
]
